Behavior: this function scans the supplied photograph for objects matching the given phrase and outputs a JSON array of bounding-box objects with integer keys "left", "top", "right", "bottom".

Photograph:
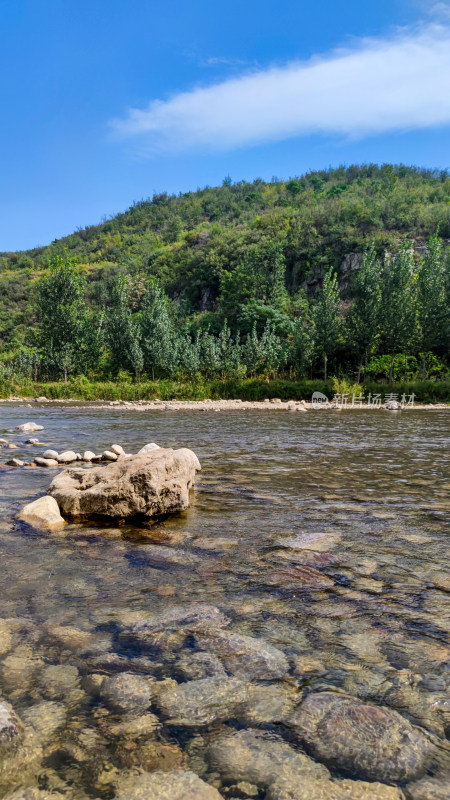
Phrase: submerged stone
[
  {"left": 175, "top": 651, "right": 227, "bottom": 681},
  {"left": 405, "top": 773, "right": 450, "bottom": 800},
  {"left": 267, "top": 777, "right": 405, "bottom": 800},
  {"left": 21, "top": 701, "right": 66, "bottom": 744},
  {"left": 114, "top": 769, "right": 222, "bottom": 799},
  {"left": 0, "top": 701, "right": 23, "bottom": 756},
  {"left": 208, "top": 728, "right": 329, "bottom": 789},
  {"left": 100, "top": 672, "right": 154, "bottom": 714},
  {"left": 195, "top": 629, "right": 289, "bottom": 679},
  {"left": 156, "top": 676, "right": 250, "bottom": 725},
  {"left": 289, "top": 691, "right": 433, "bottom": 783},
  {"left": 124, "top": 604, "right": 229, "bottom": 647}
]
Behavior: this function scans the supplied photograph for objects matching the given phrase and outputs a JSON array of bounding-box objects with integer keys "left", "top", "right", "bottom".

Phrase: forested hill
[{"left": 1, "top": 164, "right": 449, "bottom": 350}]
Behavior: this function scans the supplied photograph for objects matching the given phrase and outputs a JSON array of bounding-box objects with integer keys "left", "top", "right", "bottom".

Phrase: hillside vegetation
[{"left": 0, "top": 164, "right": 449, "bottom": 396}]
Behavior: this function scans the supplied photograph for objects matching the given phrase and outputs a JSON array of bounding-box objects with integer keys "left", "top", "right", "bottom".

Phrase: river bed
[{"left": 0, "top": 405, "right": 449, "bottom": 799}]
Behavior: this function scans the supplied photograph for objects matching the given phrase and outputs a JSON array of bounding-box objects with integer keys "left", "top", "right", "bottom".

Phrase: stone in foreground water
[
  {"left": 208, "top": 728, "right": 329, "bottom": 788},
  {"left": 289, "top": 691, "right": 433, "bottom": 783},
  {"left": 156, "top": 676, "right": 250, "bottom": 725},
  {"left": 100, "top": 672, "right": 154, "bottom": 713},
  {"left": 0, "top": 701, "right": 23, "bottom": 756},
  {"left": 114, "top": 769, "right": 222, "bottom": 799}
]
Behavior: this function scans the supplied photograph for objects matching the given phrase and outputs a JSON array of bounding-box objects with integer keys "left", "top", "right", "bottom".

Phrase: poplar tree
[
  {"left": 313, "top": 269, "right": 341, "bottom": 382},
  {"left": 140, "top": 279, "right": 175, "bottom": 379},
  {"left": 346, "top": 243, "right": 381, "bottom": 382},
  {"left": 380, "top": 241, "right": 419, "bottom": 383},
  {"left": 36, "top": 256, "right": 88, "bottom": 382},
  {"left": 105, "top": 274, "right": 143, "bottom": 379},
  {"left": 418, "top": 233, "right": 447, "bottom": 377}
]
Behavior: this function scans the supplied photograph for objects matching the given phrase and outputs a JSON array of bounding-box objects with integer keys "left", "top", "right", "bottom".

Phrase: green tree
[
  {"left": 313, "top": 269, "right": 341, "bottom": 381},
  {"left": 140, "top": 279, "right": 175, "bottom": 379},
  {"left": 380, "top": 241, "right": 419, "bottom": 383},
  {"left": 35, "top": 256, "right": 88, "bottom": 382},
  {"left": 418, "top": 233, "right": 447, "bottom": 377},
  {"left": 346, "top": 243, "right": 381, "bottom": 382},
  {"left": 105, "top": 274, "right": 143, "bottom": 379}
]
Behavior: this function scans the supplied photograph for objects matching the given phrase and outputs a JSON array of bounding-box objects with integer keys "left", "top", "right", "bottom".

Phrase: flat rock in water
[
  {"left": 16, "top": 423, "right": 44, "bottom": 432},
  {"left": 21, "top": 701, "right": 66, "bottom": 744},
  {"left": 48, "top": 448, "right": 201, "bottom": 519},
  {"left": 124, "top": 604, "right": 229, "bottom": 645},
  {"left": 208, "top": 728, "right": 329, "bottom": 788},
  {"left": 195, "top": 629, "right": 289, "bottom": 679},
  {"left": 38, "top": 664, "right": 80, "bottom": 700},
  {"left": 43, "top": 450, "right": 58, "bottom": 459},
  {"left": 156, "top": 676, "right": 250, "bottom": 725},
  {"left": 34, "top": 457, "right": 58, "bottom": 467},
  {"left": 114, "top": 769, "right": 222, "bottom": 800},
  {"left": 0, "top": 701, "right": 23, "bottom": 755},
  {"left": 262, "top": 563, "right": 335, "bottom": 590},
  {"left": 18, "top": 496, "right": 66, "bottom": 531},
  {"left": 129, "top": 544, "right": 199, "bottom": 568},
  {"left": 289, "top": 691, "right": 433, "bottom": 783},
  {"left": 276, "top": 531, "right": 341, "bottom": 551}
]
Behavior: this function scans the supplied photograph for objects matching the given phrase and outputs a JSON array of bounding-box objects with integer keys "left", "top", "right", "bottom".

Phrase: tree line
[
  {"left": 11, "top": 231, "right": 449, "bottom": 384},
  {"left": 1, "top": 165, "right": 450, "bottom": 355}
]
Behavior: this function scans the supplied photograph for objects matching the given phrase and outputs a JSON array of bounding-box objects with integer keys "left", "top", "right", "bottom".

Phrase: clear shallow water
[{"left": 0, "top": 405, "right": 449, "bottom": 798}]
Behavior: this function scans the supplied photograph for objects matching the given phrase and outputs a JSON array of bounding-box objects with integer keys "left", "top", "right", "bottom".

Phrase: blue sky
[{"left": 1, "top": 0, "right": 449, "bottom": 251}]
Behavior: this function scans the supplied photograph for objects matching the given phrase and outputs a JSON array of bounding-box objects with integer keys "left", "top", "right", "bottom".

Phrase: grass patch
[{"left": 1, "top": 376, "right": 449, "bottom": 403}]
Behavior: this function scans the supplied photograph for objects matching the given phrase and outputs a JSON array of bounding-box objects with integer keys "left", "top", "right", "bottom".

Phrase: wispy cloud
[
  {"left": 111, "top": 24, "right": 450, "bottom": 155},
  {"left": 427, "top": 2, "right": 450, "bottom": 19},
  {"left": 201, "top": 56, "right": 250, "bottom": 67}
]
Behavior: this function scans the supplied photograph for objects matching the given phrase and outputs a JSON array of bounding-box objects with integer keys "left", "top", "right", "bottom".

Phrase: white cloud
[{"left": 111, "top": 24, "right": 450, "bottom": 154}]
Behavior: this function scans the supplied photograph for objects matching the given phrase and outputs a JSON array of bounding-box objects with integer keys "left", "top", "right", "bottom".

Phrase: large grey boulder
[
  {"left": 47, "top": 447, "right": 201, "bottom": 520},
  {"left": 289, "top": 691, "right": 433, "bottom": 784},
  {"left": 114, "top": 769, "right": 222, "bottom": 800}
]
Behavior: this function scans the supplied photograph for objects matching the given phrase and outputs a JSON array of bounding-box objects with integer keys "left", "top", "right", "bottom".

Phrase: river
[{"left": 0, "top": 404, "right": 449, "bottom": 799}]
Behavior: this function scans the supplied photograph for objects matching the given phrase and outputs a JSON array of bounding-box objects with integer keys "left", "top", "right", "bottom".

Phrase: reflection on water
[{"left": 0, "top": 405, "right": 449, "bottom": 798}]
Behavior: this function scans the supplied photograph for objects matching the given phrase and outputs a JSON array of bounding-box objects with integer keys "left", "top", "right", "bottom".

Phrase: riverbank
[
  {"left": 1, "top": 377, "right": 449, "bottom": 403},
  {"left": 1, "top": 397, "right": 448, "bottom": 411}
]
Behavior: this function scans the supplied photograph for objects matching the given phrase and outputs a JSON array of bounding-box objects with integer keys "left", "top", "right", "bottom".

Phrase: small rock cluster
[{"left": 17, "top": 444, "right": 201, "bottom": 529}]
